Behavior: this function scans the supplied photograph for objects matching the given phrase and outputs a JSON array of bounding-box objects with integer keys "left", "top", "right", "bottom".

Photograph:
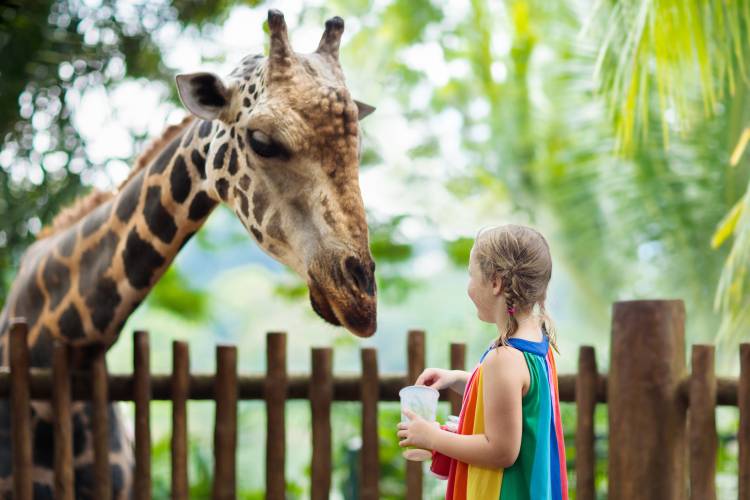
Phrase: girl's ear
[{"left": 492, "top": 275, "right": 503, "bottom": 296}]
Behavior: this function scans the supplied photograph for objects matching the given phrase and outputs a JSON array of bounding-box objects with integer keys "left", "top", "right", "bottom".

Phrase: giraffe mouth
[
  {"left": 309, "top": 284, "right": 341, "bottom": 327},
  {"left": 308, "top": 281, "right": 377, "bottom": 337}
]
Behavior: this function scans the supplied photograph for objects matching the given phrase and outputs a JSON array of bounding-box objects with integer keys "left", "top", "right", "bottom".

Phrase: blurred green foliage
[
  {"left": 148, "top": 267, "right": 207, "bottom": 321},
  {"left": 444, "top": 237, "right": 474, "bottom": 268},
  {"left": 5, "top": 0, "right": 750, "bottom": 342},
  {"left": 0, "top": 0, "right": 175, "bottom": 301},
  {"left": 2, "top": 0, "right": 750, "bottom": 336},
  {"left": 150, "top": 432, "right": 306, "bottom": 499}
]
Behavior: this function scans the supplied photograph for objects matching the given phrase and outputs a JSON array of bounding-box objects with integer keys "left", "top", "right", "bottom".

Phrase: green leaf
[
  {"left": 148, "top": 267, "right": 208, "bottom": 320},
  {"left": 273, "top": 280, "right": 308, "bottom": 300},
  {"left": 711, "top": 199, "right": 744, "bottom": 250},
  {"left": 444, "top": 237, "right": 474, "bottom": 267}
]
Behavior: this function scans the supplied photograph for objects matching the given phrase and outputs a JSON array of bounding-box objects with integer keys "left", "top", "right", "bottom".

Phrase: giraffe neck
[{"left": 9, "top": 120, "right": 220, "bottom": 347}]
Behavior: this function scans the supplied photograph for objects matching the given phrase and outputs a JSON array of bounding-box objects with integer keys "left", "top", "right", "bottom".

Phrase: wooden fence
[{"left": 1, "top": 299, "right": 749, "bottom": 499}]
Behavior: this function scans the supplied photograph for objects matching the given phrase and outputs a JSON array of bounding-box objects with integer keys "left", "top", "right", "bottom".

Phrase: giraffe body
[{"left": 0, "top": 10, "right": 376, "bottom": 498}]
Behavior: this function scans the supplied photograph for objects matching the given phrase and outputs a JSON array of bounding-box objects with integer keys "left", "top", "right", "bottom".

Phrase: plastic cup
[{"left": 399, "top": 385, "right": 440, "bottom": 461}]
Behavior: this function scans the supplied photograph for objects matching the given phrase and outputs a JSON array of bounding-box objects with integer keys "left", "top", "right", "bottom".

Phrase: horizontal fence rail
[
  {"left": 3, "top": 301, "right": 750, "bottom": 500},
  {"left": 0, "top": 366, "right": 744, "bottom": 405}
]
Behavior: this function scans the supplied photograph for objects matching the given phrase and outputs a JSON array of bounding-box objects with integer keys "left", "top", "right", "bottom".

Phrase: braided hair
[{"left": 473, "top": 224, "right": 558, "bottom": 351}]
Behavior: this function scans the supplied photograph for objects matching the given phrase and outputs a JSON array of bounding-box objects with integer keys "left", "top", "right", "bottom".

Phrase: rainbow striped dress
[{"left": 445, "top": 334, "right": 568, "bottom": 500}]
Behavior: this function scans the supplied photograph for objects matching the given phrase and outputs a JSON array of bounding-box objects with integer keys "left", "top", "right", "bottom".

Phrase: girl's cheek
[{"left": 468, "top": 288, "right": 486, "bottom": 320}]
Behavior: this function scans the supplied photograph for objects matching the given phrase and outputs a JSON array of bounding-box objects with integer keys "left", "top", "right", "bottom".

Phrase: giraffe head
[{"left": 175, "top": 10, "right": 377, "bottom": 337}]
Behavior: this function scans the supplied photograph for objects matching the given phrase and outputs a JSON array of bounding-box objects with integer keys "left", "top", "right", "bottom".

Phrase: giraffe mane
[{"left": 37, "top": 115, "right": 196, "bottom": 240}]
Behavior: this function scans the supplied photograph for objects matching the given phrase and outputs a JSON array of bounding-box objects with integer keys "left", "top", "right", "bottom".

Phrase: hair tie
[{"left": 507, "top": 306, "right": 516, "bottom": 315}]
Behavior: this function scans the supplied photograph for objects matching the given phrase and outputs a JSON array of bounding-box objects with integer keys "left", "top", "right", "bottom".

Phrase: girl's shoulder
[
  {"left": 481, "top": 345, "right": 529, "bottom": 389},
  {"left": 482, "top": 344, "right": 527, "bottom": 369}
]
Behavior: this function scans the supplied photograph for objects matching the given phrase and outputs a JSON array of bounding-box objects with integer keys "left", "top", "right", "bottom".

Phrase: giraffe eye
[{"left": 248, "top": 130, "right": 286, "bottom": 159}]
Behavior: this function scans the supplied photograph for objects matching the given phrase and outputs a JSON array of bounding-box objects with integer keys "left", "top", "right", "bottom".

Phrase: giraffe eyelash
[{"left": 247, "top": 130, "right": 289, "bottom": 159}]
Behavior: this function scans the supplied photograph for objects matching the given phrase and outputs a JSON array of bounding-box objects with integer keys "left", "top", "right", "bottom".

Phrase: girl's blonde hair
[{"left": 473, "top": 224, "right": 558, "bottom": 351}]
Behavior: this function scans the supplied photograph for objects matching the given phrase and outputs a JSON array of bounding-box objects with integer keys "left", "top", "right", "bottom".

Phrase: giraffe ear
[
  {"left": 176, "top": 72, "right": 231, "bottom": 121},
  {"left": 354, "top": 100, "right": 375, "bottom": 120}
]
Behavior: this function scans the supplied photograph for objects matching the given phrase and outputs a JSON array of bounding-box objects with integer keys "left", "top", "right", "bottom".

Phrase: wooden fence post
[
  {"left": 689, "top": 345, "right": 717, "bottom": 500},
  {"left": 360, "top": 347, "right": 380, "bottom": 500},
  {"left": 575, "top": 346, "right": 598, "bottom": 500},
  {"left": 449, "top": 343, "right": 465, "bottom": 416},
  {"left": 406, "top": 330, "right": 425, "bottom": 500},
  {"left": 133, "top": 331, "right": 151, "bottom": 500},
  {"left": 213, "top": 345, "right": 238, "bottom": 500},
  {"left": 9, "top": 320, "right": 32, "bottom": 500},
  {"left": 265, "top": 332, "right": 287, "bottom": 500},
  {"left": 52, "top": 341, "right": 74, "bottom": 500},
  {"left": 171, "top": 341, "right": 190, "bottom": 500},
  {"left": 91, "top": 346, "right": 111, "bottom": 500},
  {"left": 310, "top": 348, "right": 333, "bottom": 500},
  {"left": 608, "top": 300, "right": 687, "bottom": 500},
  {"left": 739, "top": 343, "right": 750, "bottom": 499}
]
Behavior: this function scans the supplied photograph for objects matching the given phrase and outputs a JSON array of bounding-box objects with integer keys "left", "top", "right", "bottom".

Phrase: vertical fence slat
[
  {"left": 449, "top": 343, "right": 465, "bottom": 416},
  {"left": 91, "top": 347, "right": 111, "bottom": 500},
  {"left": 575, "top": 346, "right": 597, "bottom": 500},
  {"left": 361, "top": 348, "right": 379, "bottom": 500},
  {"left": 739, "top": 343, "right": 750, "bottom": 499},
  {"left": 310, "top": 348, "right": 333, "bottom": 500},
  {"left": 213, "top": 345, "right": 238, "bottom": 500},
  {"left": 133, "top": 331, "right": 151, "bottom": 500},
  {"left": 406, "top": 330, "right": 425, "bottom": 500},
  {"left": 265, "top": 332, "right": 287, "bottom": 500},
  {"left": 689, "top": 345, "right": 717, "bottom": 500},
  {"left": 52, "top": 341, "right": 74, "bottom": 500},
  {"left": 9, "top": 320, "right": 32, "bottom": 500},
  {"left": 608, "top": 300, "right": 687, "bottom": 500},
  {"left": 171, "top": 341, "right": 190, "bottom": 500}
]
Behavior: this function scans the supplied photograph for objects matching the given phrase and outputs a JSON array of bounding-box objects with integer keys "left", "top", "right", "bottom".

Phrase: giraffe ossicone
[{"left": 0, "top": 9, "right": 377, "bottom": 498}]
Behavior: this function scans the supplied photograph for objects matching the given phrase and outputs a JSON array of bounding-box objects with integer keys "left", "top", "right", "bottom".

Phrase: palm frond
[{"left": 592, "top": 0, "right": 750, "bottom": 153}]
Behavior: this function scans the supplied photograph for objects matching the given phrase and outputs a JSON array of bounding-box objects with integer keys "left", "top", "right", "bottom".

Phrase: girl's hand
[
  {"left": 397, "top": 408, "right": 441, "bottom": 450},
  {"left": 415, "top": 368, "right": 457, "bottom": 390}
]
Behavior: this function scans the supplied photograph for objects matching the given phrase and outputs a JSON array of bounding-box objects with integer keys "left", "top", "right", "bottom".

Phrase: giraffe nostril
[{"left": 344, "top": 256, "right": 375, "bottom": 297}]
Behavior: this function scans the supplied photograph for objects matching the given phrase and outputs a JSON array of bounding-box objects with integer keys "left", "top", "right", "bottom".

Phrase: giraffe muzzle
[{"left": 308, "top": 256, "right": 377, "bottom": 337}]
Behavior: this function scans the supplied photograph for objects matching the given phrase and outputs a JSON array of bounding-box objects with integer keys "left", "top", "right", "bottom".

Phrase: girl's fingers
[
  {"left": 416, "top": 369, "right": 436, "bottom": 386},
  {"left": 398, "top": 438, "right": 410, "bottom": 447},
  {"left": 397, "top": 430, "right": 408, "bottom": 439},
  {"left": 403, "top": 408, "right": 418, "bottom": 420}
]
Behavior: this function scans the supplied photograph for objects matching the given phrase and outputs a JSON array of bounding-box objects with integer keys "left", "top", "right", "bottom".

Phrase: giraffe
[{"left": 0, "top": 10, "right": 377, "bottom": 498}]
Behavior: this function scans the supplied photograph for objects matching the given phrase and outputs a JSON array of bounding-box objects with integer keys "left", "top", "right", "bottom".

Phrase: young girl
[{"left": 397, "top": 224, "right": 568, "bottom": 499}]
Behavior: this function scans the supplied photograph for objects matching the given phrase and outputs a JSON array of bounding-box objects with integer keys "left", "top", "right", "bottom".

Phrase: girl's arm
[
  {"left": 415, "top": 368, "right": 471, "bottom": 395},
  {"left": 399, "top": 347, "right": 525, "bottom": 469},
  {"left": 447, "top": 369, "right": 471, "bottom": 394}
]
